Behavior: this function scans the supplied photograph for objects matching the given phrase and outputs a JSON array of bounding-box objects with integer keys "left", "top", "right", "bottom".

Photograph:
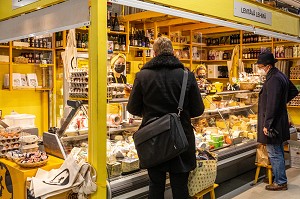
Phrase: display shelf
[
  {"left": 0, "top": 45, "right": 9, "bottom": 48},
  {"left": 205, "top": 44, "right": 236, "bottom": 48},
  {"left": 61, "top": 134, "right": 88, "bottom": 142},
  {"left": 287, "top": 106, "right": 300, "bottom": 108},
  {"left": 107, "top": 126, "right": 139, "bottom": 134},
  {"left": 203, "top": 104, "right": 254, "bottom": 114},
  {"left": 179, "top": 58, "right": 190, "bottom": 61},
  {"left": 241, "top": 42, "right": 272, "bottom": 46},
  {"left": 172, "top": 42, "right": 190, "bottom": 46},
  {"left": 129, "top": 46, "right": 152, "bottom": 50},
  {"left": 55, "top": 47, "right": 65, "bottom": 50},
  {"left": 0, "top": 62, "right": 9, "bottom": 65},
  {"left": 215, "top": 90, "right": 252, "bottom": 95},
  {"left": 12, "top": 63, "right": 54, "bottom": 67},
  {"left": 12, "top": 87, "right": 51, "bottom": 91},
  {"left": 276, "top": 57, "right": 300, "bottom": 60},
  {"left": 207, "top": 77, "right": 229, "bottom": 80},
  {"left": 77, "top": 48, "right": 88, "bottom": 52},
  {"left": 69, "top": 97, "right": 88, "bottom": 101},
  {"left": 113, "top": 50, "right": 128, "bottom": 54},
  {"left": 192, "top": 42, "right": 207, "bottom": 47},
  {"left": 108, "top": 98, "right": 129, "bottom": 103},
  {"left": 290, "top": 79, "right": 300, "bottom": 80},
  {"left": 204, "top": 60, "right": 229, "bottom": 62},
  {"left": 12, "top": 46, "right": 53, "bottom": 51},
  {"left": 241, "top": 59, "right": 257, "bottom": 61},
  {"left": 108, "top": 31, "right": 127, "bottom": 35}
]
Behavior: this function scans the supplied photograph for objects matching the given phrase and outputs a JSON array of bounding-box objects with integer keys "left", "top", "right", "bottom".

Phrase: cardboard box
[
  {"left": 13, "top": 41, "right": 30, "bottom": 47},
  {"left": 0, "top": 55, "right": 9, "bottom": 62},
  {"left": 288, "top": 140, "right": 300, "bottom": 168},
  {"left": 207, "top": 65, "right": 220, "bottom": 78}
]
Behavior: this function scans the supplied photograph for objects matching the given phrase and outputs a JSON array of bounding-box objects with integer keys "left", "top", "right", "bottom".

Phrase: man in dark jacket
[
  {"left": 127, "top": 37, "right": 204, "bottom": 199},
  {"left": 257, "top": 51, "right": 298, "bottom": 191}
]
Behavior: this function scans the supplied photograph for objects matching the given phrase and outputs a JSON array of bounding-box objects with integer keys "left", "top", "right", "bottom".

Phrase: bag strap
[{"left": 178, "top": 69, "right": 188, "bottom": 116}]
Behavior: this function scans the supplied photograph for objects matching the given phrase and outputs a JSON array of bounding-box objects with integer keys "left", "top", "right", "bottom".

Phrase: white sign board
[
  {"left": 12, "top": 0, "right": 39, "bottom": 9},
  {"left": 234, "top": 0, "right": 272, "bottom": 25}
]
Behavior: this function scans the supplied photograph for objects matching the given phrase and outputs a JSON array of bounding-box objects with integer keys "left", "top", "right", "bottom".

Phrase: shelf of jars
[
  {"left": 0, "top": 45, "right": 9, "bottom": 48},
  {"left": 129, "top": 46, "right": 152, "bottom": 50},
  {"left": 12, "top": 46, "right": 53, "bottom": 51},
  {"left": 191, "top": 43, "right": 207, "bottom": 47},
  {"left": 172, "top": 42, "right": 190, "bottom": 47},
  {"left": 204, "top": 44, "right": 236, "bottom": 48},
  {"left": 241, "top": 42, "right": 273, "bottom": 46}
]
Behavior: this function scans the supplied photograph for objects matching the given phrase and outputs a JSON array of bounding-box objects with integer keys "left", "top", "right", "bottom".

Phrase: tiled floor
[{"left": 232, "top": 168, "right": 300, "bottom": 199}]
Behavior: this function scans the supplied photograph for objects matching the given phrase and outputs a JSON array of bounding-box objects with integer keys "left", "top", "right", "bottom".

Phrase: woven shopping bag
[{"left": 188, "top": 151, "right": 217, "bottom": 197}]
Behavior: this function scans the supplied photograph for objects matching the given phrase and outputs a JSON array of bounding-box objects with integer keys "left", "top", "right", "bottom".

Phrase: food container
[
  {"left": 4, "top": 114, "right": 36, "bottom": 128},
  {"left": 239, "top": 82, "right": 257, "bottom": 91}
]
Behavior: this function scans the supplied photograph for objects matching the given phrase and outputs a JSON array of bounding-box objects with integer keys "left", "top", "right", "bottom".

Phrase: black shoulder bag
[{"left": 133, "top": 69, "right": 189, "bottom": 169}]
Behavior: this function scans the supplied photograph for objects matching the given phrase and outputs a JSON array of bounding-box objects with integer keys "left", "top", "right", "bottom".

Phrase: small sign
[
  {"left": 234, "top": 0, "right": 272, "bottom": 25},
  {"left": 12, "top": 0, "right": 39, "bottom": 9}
]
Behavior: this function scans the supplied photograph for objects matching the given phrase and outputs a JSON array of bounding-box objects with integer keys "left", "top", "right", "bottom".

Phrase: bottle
[
  {"left": 113, "top": 13, "right": 120, "bottom": 31},
  {"left": 133, "top": 29, "right": 138, "bottom": 46},
  {"left": 114, "top": 36, "right": 119, "bottom": 51},
  {"left": 85, "top": 33, "right": 88, "bottom": 48},
  {"left": 121, "top": 36, "right": 126, "bottom": 51},
  {"left": 81, "top": 33, "right": 86, "bottom": 49},
  {"left": 137, "top": 30, "right": 142, "bottom": 47},
  {"left": 119, "top": 21, "right": 125, "bottom": 32},
  {"left": 107, "top": 11, "right": 111, "bottom": 31},
  {"left": 141, "top": 30, "right": 146, "bottom": 47},
  {"left": 77, "top": 33, "right": 82, "bottom": 48}
]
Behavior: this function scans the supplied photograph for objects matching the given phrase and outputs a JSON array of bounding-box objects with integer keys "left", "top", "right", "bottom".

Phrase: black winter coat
[
  {"left": 127, "top": 53, "right": 204, "bottom": 173},
  {"left": 257, "top": 67, "right": 298, "bottom": 144}
]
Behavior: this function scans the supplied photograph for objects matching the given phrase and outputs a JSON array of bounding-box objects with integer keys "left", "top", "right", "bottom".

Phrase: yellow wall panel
[
  {"left": 0, "top": 0, "right": 65, "bottom": 21},
  {"left": 148, "top": 0, "right": 300, "bottom": 36}
]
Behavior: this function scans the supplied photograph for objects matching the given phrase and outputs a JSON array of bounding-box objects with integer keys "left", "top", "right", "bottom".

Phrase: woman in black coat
[
  {"left": 127, "top": 37, "right": 204, "bottom": 199},
  {"left": 257, "top": 51, "right": 298, "bottom": 191}
]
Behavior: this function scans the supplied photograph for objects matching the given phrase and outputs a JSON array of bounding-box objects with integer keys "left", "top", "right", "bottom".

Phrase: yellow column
[
  {"left": 89, "top": 0, "right": 107, "bottom": 198},
  {"left": 42, "top": 91, "right": 49, "bottom": 134}
]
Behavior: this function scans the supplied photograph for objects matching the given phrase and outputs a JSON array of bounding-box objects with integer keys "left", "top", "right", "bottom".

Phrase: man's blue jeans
[{"left": 266, "top": 144, "right": 287, "bottom": 185}]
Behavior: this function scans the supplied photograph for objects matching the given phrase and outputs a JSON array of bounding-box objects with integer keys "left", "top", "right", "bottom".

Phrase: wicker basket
[
  {"left": 240, "top": 82, "right": 257, "bottom": 91},
  {"left": 16, "top": 159, "right": 48, "bottom": 168}
]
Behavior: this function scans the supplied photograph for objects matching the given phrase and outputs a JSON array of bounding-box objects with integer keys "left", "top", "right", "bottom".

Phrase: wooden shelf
[
  {"left": 172, "top": 42, "right": 190, "bottom": 46},
  {"left": 129, "top": 46, "right": 152, "bottom": 50},
  {"left": 0, "top": 45, "right": 9, "bottom": 48},
  {"left": 179, "top": 59, "right": 190, "bottom": 61},
  {"left": 287, "top": 106, "right": 300, "bottom": 108},
  {"left": 242, "top": 42, "right": 272, "bottom": 46},
  {"left": 273, "top": 41, "right": 295, "bottom": 44},
  {"left": 0, "top": 62, "right": 9, "bottom": 65},
  {"left": 12, "top": 63, "right": 54, "bottom": 67},
  {"left": 77, "top": 48, "right": 88, "bottom": 52},
  {"left": 204, "top": 60, "right": 229, "bottom": 62},
  {"left": 290, "top": 79, "right": 300, "bottom": 80},
  {"left": 276, "top": 57, "right": 300, "bottom": 60},
  {"left": 108, "top": 31, "right": 127, "bottom": 35},
  {"left": 205, "top": 44, "right": 236, "bottom": 48},
  {"left": 12, "top": 87, "right": 51, "bottom": 91},
  {"left": 55, "top": 47, "right": 65, "bottom": 50},
  {"left": 112, "top": 50, "right": 128, "bottom": 54},
  {"left": 242, "top": 59, "right": 257, "bottom": 61},
  {"left": 12, "top": 46, "right": 53, "bottom": 51},
  {"left": 69, "top": 97, "right": 88, "bottom": 101},
  {"left": 192, "top": 43, "right": 207, "bottom": 47},
  {"left": 207, "top": 78, "right": 229, "bottom": 80}
]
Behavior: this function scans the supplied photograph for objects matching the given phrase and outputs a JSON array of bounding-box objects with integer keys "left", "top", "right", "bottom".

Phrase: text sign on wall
[
  {"left": 234, "top": 0, "right": 272, "bottom": 25},
  {"left": 12, "top": 0, "right": 39, "bottom": 9}
]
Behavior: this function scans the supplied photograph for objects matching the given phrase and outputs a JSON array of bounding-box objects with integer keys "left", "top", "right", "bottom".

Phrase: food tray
[{"left": 16, "top": 159, "right": 48, "bottom": 168}]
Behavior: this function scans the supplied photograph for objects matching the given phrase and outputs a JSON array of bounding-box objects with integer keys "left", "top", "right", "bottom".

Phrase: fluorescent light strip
[
  {"left": 0, "top": 22, "right": 90, "bottom": 43},
  {"left": 110, "top": 0, "right": 254, "bottom": 32},
  {"left": 110, "top": 0, "right": 300, "bottom": 42}
]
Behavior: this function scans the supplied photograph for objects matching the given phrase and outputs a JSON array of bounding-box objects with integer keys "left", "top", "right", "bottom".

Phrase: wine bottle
[
  {"left": 107, "top": 11, "right": 111, "bottom": 30},
  {"left": 77, "top": 33, "right": 82, "bottom": 48},
  {"left": 81, "top": 33, "right": 86, "bottom": 49},
  {"left": 121, "top": 36, "right": 126, "bottom": 51},
  {"left": 113, "top": 13, "right": 120, "bottom": 31}
]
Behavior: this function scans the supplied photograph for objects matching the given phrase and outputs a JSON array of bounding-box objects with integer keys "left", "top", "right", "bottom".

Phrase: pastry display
[{"left": 14, "top": 150, "right": 48, "bottom": 168}]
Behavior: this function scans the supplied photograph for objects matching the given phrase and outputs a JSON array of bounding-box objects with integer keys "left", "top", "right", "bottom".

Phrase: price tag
[{"left": 39, "top": 63, "right": 48, "bottom": 68}]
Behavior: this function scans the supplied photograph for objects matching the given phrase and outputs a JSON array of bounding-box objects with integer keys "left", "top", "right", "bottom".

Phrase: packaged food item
[{"left": 121, "top": 158, "right": 139, "bottom": 173}]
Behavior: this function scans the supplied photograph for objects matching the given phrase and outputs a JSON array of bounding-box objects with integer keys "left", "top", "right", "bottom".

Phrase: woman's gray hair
[{"left": 153, "top": 37, "right": 173, "bottom": 56}]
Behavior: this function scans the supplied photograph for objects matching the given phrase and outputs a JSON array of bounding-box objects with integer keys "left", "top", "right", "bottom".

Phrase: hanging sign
[
  {"left": 234, "top": 0, "right": 272, "bottom": 25},
  {"left": 12, "top": 0, "right": 40, "bottom": 9}
]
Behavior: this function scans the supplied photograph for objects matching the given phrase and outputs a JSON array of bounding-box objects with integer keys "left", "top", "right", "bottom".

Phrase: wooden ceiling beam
[
  {"left": 122, "top": 11, "right": 167, "bottom": 22},
  {"left": 170, "top": 22, "right": 219, "bottom": 32},
  {"left": 155, "top": 18, "right": 196, "bottom": 27},
  {"left": 195, "top": 27, "right": 237, "bottom": 35}
]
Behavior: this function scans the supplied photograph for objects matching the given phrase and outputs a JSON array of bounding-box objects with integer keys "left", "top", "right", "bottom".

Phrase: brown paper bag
[{"left": 255, "top": 144, "right": 270, "bottom": 167}]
